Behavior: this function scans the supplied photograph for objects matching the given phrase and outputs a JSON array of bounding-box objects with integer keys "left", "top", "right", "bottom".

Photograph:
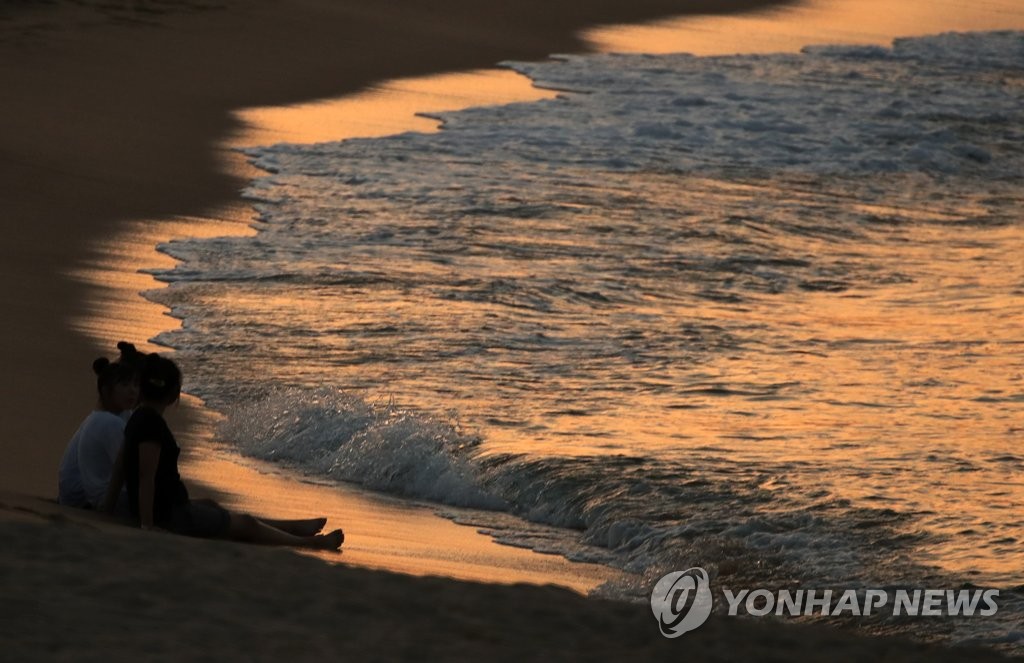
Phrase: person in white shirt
[{"left": 57, "top": 352, "right": 140, "bottom": 510}]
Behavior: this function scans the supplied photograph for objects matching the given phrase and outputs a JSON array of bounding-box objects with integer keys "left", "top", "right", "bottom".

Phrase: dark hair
[
  {"left": 116, "top": 341, "right": 149, "bottom": 373},
  {"left": 139, "top": 353, "right": 182, "bottom": 403},
  {"left": 92, "top": 357, "right": 139, "bottom": 393}
]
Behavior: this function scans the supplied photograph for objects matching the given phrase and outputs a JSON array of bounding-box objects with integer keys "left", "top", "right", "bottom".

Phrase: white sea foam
[
  {"left": 247, "top": 32, "right": 1023, "bottom": 180},
  {"left": 214, "top": 385, "right": 912, "bottom": 588}
]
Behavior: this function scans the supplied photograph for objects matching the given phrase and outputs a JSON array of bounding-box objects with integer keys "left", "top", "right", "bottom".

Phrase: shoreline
[
  {"left": 4, "top": 1, "right": 1022, "bottom": 657},
  {"left": 173, "top": 421, "right": 628, "bottom": 592},
  {"left": 64, "top": 83, "right": 625, "bottom": 590},
  {"left": 0, "top": 0, "right": 794, "bottom": 602},
  {"left": 0, "top": 0, "right": 792, "bottom": 497}
]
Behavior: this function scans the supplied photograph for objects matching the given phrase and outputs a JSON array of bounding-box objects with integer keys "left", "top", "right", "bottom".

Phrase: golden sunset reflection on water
[
  {"left": 588, "top": 0, "right": 1024, "bottom": 55},
  {"left": 75, "top": 0, "right": 1024, "bottom": 590},
  {"left": 156, "top": 171, "right": 1021, "bottom": 582},
  {"left": 69, "top": 211, "right": 255, "bottom": 354},
  {"left": 232, "top": 68, "right": 556, "bottom": 150}
]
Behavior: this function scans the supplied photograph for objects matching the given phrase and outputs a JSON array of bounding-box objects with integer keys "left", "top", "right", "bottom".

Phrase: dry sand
[
  {"left": 0, "top": 493, "right": 1011, "bottom": 662},
  {"left": 1, "top": 1, "right": 1016, "bottom": 659}
]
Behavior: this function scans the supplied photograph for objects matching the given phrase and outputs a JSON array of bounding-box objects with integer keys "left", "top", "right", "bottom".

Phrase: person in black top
[{"left": 123, "top": 353, "right": 344, "bottom": 550}]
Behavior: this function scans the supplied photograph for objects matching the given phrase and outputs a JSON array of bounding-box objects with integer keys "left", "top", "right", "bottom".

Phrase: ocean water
[{"left": 149, "top": 32, "right": 1023, "bottom": 648}]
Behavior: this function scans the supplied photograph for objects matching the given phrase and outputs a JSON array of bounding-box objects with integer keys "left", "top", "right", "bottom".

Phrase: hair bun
[
  {"left": 92, "top": 357, "right": 111, "bottom": 375},
  {"left": 117, "top": 341, "right": 138, "bottom": 355},
  {"left": 138, "top": 353, "right": 182, "bottom": 404}
]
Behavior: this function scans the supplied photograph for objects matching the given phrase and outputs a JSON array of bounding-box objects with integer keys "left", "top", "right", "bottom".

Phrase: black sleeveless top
[{"left": 123, "top": 406, "right": 189, "bottom": 523}]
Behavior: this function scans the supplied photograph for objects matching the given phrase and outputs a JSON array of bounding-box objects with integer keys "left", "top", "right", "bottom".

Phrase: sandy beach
[
  {"left": 2, "top": 0, "right": 1021, "bottom": 659},
  {"left": 1, "top": 493, "right": 1011, "bottom": 661},
  {"left": 0, "top": 0, "right": 792, "bottom": 493},
  {"left": 0, "top": 0, "right": 790, "bottom": 586}
]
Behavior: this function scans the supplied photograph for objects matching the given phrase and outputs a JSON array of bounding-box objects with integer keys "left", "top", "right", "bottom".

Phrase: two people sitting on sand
[
  {"left": 59, "top": 342, "right": 344, "bottom": 550},
  {"left": 58, "top": 342, "right": 145, "bottom": 512}
]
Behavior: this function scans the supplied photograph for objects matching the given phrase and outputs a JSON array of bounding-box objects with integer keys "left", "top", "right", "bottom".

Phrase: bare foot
[{"left": 313, "top": 529, "right": 344, "bottom": 551}]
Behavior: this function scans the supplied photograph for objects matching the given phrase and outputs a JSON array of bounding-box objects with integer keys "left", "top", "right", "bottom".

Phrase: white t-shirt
[{"left": 57, "top": 410, "right": 128, "bottom": 508}]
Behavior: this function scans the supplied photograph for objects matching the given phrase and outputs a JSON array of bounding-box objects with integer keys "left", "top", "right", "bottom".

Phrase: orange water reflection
[
  {"left": 588, "top": 0, "right": 1024, "bottom": 55},
  {"left": 232, "top": 69, "right": 556, "bottom": 150},
  {"left": 69, "top": 211, "right": 255, "bottom": 353},
  {"left": 75, "top": 0, "right": 1024, "bottom": 589}
]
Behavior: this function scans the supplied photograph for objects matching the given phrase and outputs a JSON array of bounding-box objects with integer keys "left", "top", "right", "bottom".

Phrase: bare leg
[
  {"left": 256, "top": 517, "right": 327, "bottom": 537},
  {"left": 227, "top": 513, "right": 343, "bottom": 550}
]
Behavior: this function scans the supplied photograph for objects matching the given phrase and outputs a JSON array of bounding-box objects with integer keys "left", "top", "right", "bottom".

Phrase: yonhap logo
[
  {"left": 650, "top": 567, "right": 714, "bottom": 637},
  {"left": 650, "top": 570, "right": 1002, "bottom": 639}
]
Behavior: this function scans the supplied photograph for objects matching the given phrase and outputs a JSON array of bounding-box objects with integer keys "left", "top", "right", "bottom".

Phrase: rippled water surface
[{"left": 149, "top": 31, "right": 1023, "bottom": 647}]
